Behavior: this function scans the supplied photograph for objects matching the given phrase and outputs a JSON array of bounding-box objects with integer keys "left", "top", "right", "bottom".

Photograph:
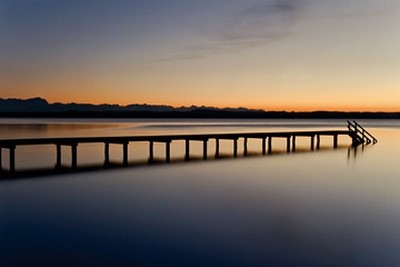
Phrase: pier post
[
  {"left": 243, "top": 138, "right": 248, "bottom": 156},
  {"left": 333, "top": 135, "right": 338, "bottom": 149},
  {"left": 9, "top": 146, "right": 15, "bottom": 173},
  {"left": 165, "top": 141, "right": 171, "bottom": 163},
  {"left": 262, "top": 137, "right": 266, "bottom": 155},
  {"left": 203, "top": 140, "right": 208, "bottom": 160},
  {"left": 316, "top": 135, "right": 320, "bottom": 150},
  {"left": 0, "top": 147, "right": 3, "bottom": 172},
  {"left": 233, "top": 139, "right": 238, "bottom": 158},
  {"left": 56, "top": 144, "right": 62, "bottom": 168},
  {"left": 311, "top": 136, "right": 315, "bottom": 151},
  {"left": 292, "top": 136, "right": 296, "bottom": 152},
  {"left": 268, "top": 137, "right": 272, "bottom": 154},
  {"left": 71, "top": 144, "right": 77, "bottom": 169},
  {"left": 215, "top": 139, "right": 220, "bottom": 158},
  {"left": 104, "top": 143, "right": 110, "bottom": 166},
  {"left": 185, "top": 139, "right": 190, "bottom": 161},
  {"left": 123, "top": 142, "right": 128, "bottom": 167},
  {"left": 149, "top": 141, "right": 154, "bottom": 163},
  {"left": 286, "top": 137, "right": 291, "bottom": 153}
]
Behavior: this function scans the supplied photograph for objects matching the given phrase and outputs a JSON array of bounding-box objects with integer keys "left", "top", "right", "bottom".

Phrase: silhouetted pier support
[
  {"left": 103, "top": 142, "right": 130, "bottom": 166},
  {"left": 286, "top": 137, "right": 291, "bottom": 153},
  {"left": 9, "top": 146, "right": 15, "bottom": 173},
  {"left": 56, "top": 144, "right": 62, "bottom": 168},
  {"left": 0, "top": 146, "right": 16, "bottom": 173},
  {"left": 165, "top": 141, "right": 171, "bottom": 163},
  {"left": 54, "top": 143, "right": 78, "bottom": 169},
  {"left": 233, "top": 139, "right": 238, "bottom": 158},
  {"left": 184, "top": 139, "right": 208, "bottom": 161},
  {"left": 149, "top": 141, "right": 154, "bottom": 163},
  {"left": 0, "top": 123, "right": 377, "bottom": 176},
  {"left": 291, "top": 136, "right": 296, "bottom": 152},
  {"left": 122, "top": 142, "right": 129, "bottom": 167},
  {"left": 203, "top": 140, "right": 208, "bottom": 160},
  {"left": 262, "top": 137, "right": 267, "bottom": 155},
  {"left": 243, "top": 138, "right": 248, "bottom": 156},
  {"left": 333, "top": 135, "right": 338, "bottom": 149},
  {"left": 268, "top": 137, "right": 272, "bottom": 154},
  {"left": 71, "top": 144, "right": 78, "bottom": 169},
  {"left": 104, "top": 143, "right": 110, "bottom": 166},
  {"left": 185, "top": 140, "right": 190, "bottom": 161},
  {"left": 215, "top": 139, "right": 220, "bottom": 158},
  {"left": 311, "top": 136, "right": 315, "bottom": 151},
  {"left": 148, "top": 140, "right": 172, "bottom": 163}
]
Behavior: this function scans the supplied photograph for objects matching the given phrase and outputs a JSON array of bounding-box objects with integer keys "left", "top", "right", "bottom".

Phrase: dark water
[{"left": 1, "top": 119, "right": 400, "bottom": 266}]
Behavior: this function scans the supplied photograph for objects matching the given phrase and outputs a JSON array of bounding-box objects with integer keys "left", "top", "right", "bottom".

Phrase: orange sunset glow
[{"left": 1, "top": 0, "right": 400, "bottom": 112}]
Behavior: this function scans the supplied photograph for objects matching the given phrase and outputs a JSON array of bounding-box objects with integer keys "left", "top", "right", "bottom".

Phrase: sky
[{"left": 1, "top": 0, "right": 400, "bottom": 111}]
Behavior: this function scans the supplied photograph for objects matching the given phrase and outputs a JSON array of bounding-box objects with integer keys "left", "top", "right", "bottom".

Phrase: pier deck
[{"left": 0, "top": 121, "right": 377, "bottom": 176}]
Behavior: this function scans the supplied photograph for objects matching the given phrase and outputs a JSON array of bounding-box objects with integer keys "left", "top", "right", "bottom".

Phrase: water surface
[{"left": 1, "top": 119, "right": 399, "bottom": 266}]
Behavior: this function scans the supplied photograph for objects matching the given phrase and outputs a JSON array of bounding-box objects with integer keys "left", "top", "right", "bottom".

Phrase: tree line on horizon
[{"left": 0, "top": 97, "right": 399, "bottom": 119}]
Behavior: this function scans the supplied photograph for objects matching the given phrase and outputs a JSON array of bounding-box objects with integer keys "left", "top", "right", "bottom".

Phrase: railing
[{"left": 347, "top": 120, "right": 378, "bottom": 145}]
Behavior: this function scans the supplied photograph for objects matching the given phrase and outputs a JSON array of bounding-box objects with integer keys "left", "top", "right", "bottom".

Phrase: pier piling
[
  {"left": 0, "top": 122, "right": 377, "bottom": 176},
  {"left": 56, "top": 144, "right": 62, "bottom": 168},
  {"left": 286, "top": 137, "right": 291, "bottom": 153},
  {"left": 292, "top": 136, "right": 296, "bottom": 152},
  {"left": 8, "top": 146, "right": 16, "bottom": 173},
  {"left": 166, "top": 141, "right": 171, "bottom": 163},
  {"left": 185, "top": 140, "right": 190, "bottom": 161},
  {"left": 243, "top": 138, "right": 248, "bottom": 156},
  {"left": 203, "top": 140, "right": 208, "bottom": 160},
  {"left": 262, "top": 137, "right": 266, "bottom": 155},
  {"left": 215, "top": 139, "right": 220, "bottom": 158},
  {"left": 233, "top": 139, "right": 238, "bottom": 158},
  {"left": 268, "top": 137, "right": 272, "bottom": 154},
  {"left": 311, "top": 136, "right": 315, "bottom": 151},
  {"left": 333, "top": 135, "right": 338, "bottom": 149},
  {"left": 104, "top": 143, "right": 110, "bottom": 166},
  {"left": 71, "top": 144, "right": 78, "bottom": 169},
  {"left": 149, "top": 141, "right": 154, "bottom": 163},
  {"left": 122, "top": 142, "right": 128, "bottom": 167}
]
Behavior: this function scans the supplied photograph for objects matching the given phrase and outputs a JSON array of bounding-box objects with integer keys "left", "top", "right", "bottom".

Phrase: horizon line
[{"left": 1, "top": 96, "right": 400, "bottom": 113}]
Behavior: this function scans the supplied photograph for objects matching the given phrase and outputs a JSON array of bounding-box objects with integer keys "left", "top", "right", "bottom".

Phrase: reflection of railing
[{"left": 347, "top": 120, "right": 378, "bottom": 146}]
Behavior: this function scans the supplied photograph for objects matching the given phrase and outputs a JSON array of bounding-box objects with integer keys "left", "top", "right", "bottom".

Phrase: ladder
[{"left": 347, "top": 120, "right": 378, "bottom": 146}]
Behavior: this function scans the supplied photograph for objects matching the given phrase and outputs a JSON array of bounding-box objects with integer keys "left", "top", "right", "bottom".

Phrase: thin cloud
[
  {"left": 219, "top": 0, "right": 301, "bottom": 42},
  {"left": 154, "top": 0, "right": 304, "bottom": 62}
]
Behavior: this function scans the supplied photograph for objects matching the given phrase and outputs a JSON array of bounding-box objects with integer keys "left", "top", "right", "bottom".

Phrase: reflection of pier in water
[{"left": 0, "top": 121, "right": 377, "bottom": 178}]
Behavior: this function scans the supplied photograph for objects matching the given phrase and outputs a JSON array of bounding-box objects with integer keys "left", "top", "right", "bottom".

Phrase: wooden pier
[{"left": 0, "top": 121, "right": 377, "bottom": 176}]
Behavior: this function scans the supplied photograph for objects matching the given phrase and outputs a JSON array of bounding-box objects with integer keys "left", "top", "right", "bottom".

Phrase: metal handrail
[
  {"left": 353, "top": 121, "right": 378, "bottom": 144},
  {"left": 347, "top": 120, "right": 377, "bottom": 144}
]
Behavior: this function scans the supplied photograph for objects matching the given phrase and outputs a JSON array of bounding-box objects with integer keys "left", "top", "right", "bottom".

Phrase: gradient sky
[{"left": 1, "top": 0, "right": 400, "bottom": 111}]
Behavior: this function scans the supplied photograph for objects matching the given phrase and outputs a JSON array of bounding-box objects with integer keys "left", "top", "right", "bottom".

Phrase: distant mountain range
[
  {"left": 0, "top": 97, "right": 263, "bottom": 113},
  {"left": 0, "top": 97, "right": 399, "bottom": 119}
]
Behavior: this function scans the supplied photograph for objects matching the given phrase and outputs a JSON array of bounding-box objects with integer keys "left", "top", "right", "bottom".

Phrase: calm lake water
[{"left": 1, "top": 119, "right": 400, "bottom": 266}]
